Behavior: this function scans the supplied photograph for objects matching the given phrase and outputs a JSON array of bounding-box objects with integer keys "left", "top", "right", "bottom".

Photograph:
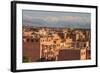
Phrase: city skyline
[
  {"left": 22, "top": 26, "right": 91, "bottom": 62},
  {"left": 22, "top": 10, "right": 91, "bottom": 62}
]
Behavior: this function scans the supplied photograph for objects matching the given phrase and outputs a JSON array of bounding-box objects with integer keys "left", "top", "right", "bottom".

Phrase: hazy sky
[{"left": 22, "top": 10, "right": 91, "bottom": 29}]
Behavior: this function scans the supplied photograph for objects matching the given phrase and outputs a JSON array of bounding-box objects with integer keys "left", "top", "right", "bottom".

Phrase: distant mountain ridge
[{"left": 23, "top": 19, "right": 90, "bottom": 29}]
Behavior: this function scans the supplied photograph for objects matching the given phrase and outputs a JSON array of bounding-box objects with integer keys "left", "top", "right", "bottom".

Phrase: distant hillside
[{"left": 23, "top": 19, "right": 90, "bottom": 29}]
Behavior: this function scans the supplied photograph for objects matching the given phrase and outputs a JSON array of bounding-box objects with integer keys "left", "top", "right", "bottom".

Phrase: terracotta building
[{"left": 23, "top": 38, "right": 40, "bottom": 62}]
